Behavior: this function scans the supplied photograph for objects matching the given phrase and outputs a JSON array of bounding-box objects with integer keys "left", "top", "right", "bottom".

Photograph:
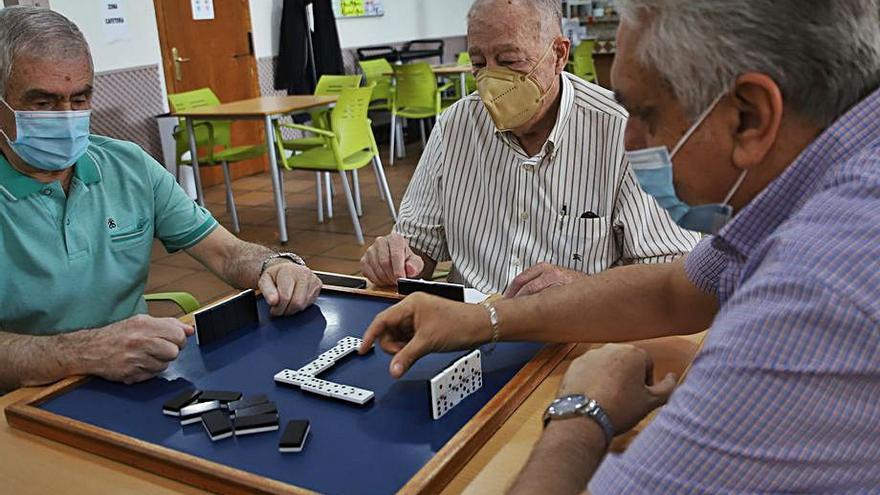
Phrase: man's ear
[
  {"left": 730, "top": 73, "right": 784, "bottom": 171},
  {"left": 553, "top": 37, "right": 571, "bottom": 74}
]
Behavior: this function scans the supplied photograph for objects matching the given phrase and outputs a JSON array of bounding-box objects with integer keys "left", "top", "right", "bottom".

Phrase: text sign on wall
[{"left": 101, "top": 0, "right": 129, "bottom": 43}]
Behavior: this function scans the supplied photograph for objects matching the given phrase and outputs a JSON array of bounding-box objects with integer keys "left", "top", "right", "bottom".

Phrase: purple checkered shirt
[{"left": 590, "top": 86, "right": 880, "bottom": 494}]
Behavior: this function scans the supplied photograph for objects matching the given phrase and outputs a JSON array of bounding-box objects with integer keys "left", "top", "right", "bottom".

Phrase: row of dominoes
[
  {"left": 429, "top": 350, "right": 483, "bottom": 420},
  {"left": 274, "top": 336, "right": 375, "bottom": 406}
]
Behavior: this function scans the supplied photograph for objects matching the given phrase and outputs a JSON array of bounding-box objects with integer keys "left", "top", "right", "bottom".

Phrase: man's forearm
[
  {"left": 495, "top": 259, "right": 717, "bottom": 344},
  {"left": 217, "top": 240, "right": 276, "bottom": 289},
  {"left": 0, "top": 330, "right": 96, "bottom": 390},
  {"left": 509, "top": 420, "right": 606, "bottom": 495}
]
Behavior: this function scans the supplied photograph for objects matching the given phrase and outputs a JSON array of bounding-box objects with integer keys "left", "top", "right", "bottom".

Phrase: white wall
[
  {"left": 51, "top": 0, "right": 164, "bottom": 73},
  {"left": 248, "top": 0, "right": 475, "bottom": 57}
]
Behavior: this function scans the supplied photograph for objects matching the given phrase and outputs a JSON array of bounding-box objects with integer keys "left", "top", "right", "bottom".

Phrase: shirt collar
[
  {"left": 716, "top": 85, "right": 880, "bottom": 257},
  {"left": 494, "top": 73, "right": 575, "bottom": 159},
  {"left": 0, "top": 148, "right": 102, "bottom": 201}
]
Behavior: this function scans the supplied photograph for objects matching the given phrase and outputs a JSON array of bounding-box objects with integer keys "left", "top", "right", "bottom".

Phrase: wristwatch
[
  {"left": 543, "top": 394, "right": 615, "bottom": 448},
  {"left": 260, "top": 252, "right": 306, "bottom": 276}
]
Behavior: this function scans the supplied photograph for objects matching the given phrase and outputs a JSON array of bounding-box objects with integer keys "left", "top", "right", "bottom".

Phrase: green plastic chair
[
  {"left": 568, "top": 39, "right": 598, "bottom": 83},
  {"left": 144, "top": 292, "right": 201, "bottom": 314},
  {"left": 282, "top": 74, "right": 363, "bottom": 152},
  {"left": 389, "top": 62, "right": 454, "bottom": 165},
  {"left": 451, "top": 52, "right": 477, "bottom": 99},
  {"left": 275, "top": 86, "right": 397, "bottom": 245},
  {"left": 358, "top": 58, "right": 395, "bottom": 111},
  {"left": 168, "top": 88, "right": 267, "bottom": 234}
]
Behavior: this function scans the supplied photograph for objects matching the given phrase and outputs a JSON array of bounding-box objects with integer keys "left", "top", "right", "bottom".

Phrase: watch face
[{"left": 550, "top": 394, "right": 586, "bottom": 416}]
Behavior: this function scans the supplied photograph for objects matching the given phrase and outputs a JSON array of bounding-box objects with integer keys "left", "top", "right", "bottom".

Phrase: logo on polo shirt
[{"left": 107, "top": 218, "right": 117, "bottom": 230}]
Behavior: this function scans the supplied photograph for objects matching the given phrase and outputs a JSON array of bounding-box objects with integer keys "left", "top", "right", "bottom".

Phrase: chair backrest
[
  {"left": 167, "top": 88, "right": 232, "bottom": 156},
  {"left": 330, "top": 85, "right": 376, "bottom": 158},
  {"left": 456, "top": 52, "right": 477, "bottom": 94},
  {"left": 359, "top": 58, "right": 394, "bottom": 102},
  {"left": 314, "top": 74, "right": 363, "bottom": 96},
  {"left": 393, "top": 62, "right": 438, "bottom": 110},
  {"left": 571, "top": 39, "right": 597, "bottom": 83}
]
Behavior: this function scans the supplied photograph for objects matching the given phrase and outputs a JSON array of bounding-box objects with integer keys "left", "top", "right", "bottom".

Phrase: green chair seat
[
  {"left": 286, "top": 148, "right": 375, "bottom": 172},
  {"left": 179, "top": 144, "right": 266, "bottom": 165},
  {"left": 281, "top": 136, "right": 325, "bottom": 151},
  {"left": 394, "top": 106, "right": 443, "bottom": 119},
  {"left": 144, "top": 292, "right": 200, "bottom": 314}
]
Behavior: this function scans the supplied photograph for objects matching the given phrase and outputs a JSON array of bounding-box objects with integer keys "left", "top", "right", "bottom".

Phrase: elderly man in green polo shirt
[{"left": 0, "top": 7, "right": 322, "bottom": 391}]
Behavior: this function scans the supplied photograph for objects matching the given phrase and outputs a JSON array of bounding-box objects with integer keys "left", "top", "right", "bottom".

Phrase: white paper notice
[
  {"left": 191, "top": 0, "right": 215, "bottom": 21},
  {"left": 101, "top": 1, "right": 130, "bottom": 43}
]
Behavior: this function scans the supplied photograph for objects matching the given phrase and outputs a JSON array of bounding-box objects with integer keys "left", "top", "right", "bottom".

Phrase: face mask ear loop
[
  {"left": 722, "top": 169, "right": 748, "bottom": 205},
  {"left": 670, "top": 91, "right": 728, "bottom": 159},
  {"left": 524, "top": 40, "right": 558, "bottom": 101}
]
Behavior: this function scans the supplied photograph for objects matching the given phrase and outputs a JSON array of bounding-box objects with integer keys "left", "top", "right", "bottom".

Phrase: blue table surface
[{"left": 40, "top": 293, "right": 545, "bottom": 494}]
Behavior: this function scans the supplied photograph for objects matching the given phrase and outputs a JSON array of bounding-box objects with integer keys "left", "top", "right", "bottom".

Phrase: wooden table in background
[
  {"left": 174, "top": 95, "right": 338, "bottom": 244},
  {"left": 0, "top": 292, "right": 703, "bottom": 494}
]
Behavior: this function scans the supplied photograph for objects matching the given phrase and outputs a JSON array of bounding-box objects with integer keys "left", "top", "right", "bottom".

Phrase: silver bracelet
[{"left": 481, "top": 301, "right": 501, "bottom": 353}]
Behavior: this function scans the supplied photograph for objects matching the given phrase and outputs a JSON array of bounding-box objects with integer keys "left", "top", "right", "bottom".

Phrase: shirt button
[
  {"left": 511, "top": 256, "right": 521, "bottom": 267},
  {"left": 519, "top": 211, "right": 529, "bottom": 221},
  {"left": 42, "top": 189, "right": 52, "bottom": 196},
  {"left": 522, "top": 163, "right": 534, "bottom": 172}
]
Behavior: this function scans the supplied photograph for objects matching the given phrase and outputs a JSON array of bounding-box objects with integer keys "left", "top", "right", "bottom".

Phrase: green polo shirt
[{"left": 0, "top": 135, "right": 218, "bottom": 335}]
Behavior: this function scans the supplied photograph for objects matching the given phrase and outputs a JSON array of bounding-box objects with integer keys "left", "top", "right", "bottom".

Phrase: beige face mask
[{"left": 476, "top": 41, "right": 557, "bottom": 131}]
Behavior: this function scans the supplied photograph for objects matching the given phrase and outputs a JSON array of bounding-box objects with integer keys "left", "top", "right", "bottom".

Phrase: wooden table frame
[
  {"left": 174, "top": 95, "right": 339, "bottom": 245},
  {"left": 4, "top": 287, "right": 575, "bottom": 495}
]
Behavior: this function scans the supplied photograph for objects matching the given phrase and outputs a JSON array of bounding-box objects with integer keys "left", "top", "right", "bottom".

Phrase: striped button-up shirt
[
  {"left": 394, "top": 73, "right": 700, "bottom": 294},
  {"left": 591, "top": 87, "right": 880, "bottom": 493}
]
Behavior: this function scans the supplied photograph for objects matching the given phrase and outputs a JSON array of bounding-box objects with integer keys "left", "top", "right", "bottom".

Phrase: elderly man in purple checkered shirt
[{"left": 360, "top": 0, "right": 880, "bottom": 492}]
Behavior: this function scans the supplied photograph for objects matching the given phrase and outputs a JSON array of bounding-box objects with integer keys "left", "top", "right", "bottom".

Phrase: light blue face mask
[
  {"left": 0, "top": 99, "right": 91, "bottom": 172},
  {"left": 625, "top": 92, "right": 748, "bottom": 235}
]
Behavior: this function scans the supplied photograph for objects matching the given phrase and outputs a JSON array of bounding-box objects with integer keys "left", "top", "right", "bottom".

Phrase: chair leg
[
  {"left": 326, "top": 172, "right": 335, "bottom": 196},
  {"left": 339, "top": 171, "right": 365, "bottom": 245},
  {"left": 373, "top": 155, "right": 398, "bottom": 222},
  {"left": 315, "top": 172, "right": 324, "bottom": 224},
  {"left": 352, "top": 168, "right": 363, "bottom": 217},
  {"left": 389, "top": 113, "right": 397, "bottom": 165},
  {"left": 279, "top": 170, "right": 288, "bottom": 212},
  {"left": 324, "top": 172, "right": 334, "bottom": 219},
  {"left": 374, "top": 159, "right": 387, "bottom": 203},
  {"left": 397, "top": 118, "right": 406, "bottom": 159},
  {"left": 221, "top": 161, "right": 240, "bottom": 234},
  {"left": 419, "top": 119, "right": 427, "bottom": 149}
]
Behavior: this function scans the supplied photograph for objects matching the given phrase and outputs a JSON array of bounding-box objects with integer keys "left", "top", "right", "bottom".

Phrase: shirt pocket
[
  {"left": 554, "top": 215, "right": 611, "bottom": 272},
  {"left": 109, "top": 217, "right": 152, "bottom": 251}
]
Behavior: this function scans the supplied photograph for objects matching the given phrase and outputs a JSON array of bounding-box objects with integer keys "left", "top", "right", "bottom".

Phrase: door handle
[{"left": 171, "top": 47, "right": 191, "bottom": 82}]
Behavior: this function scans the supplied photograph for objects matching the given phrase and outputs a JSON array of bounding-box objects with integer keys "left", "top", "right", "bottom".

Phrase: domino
[
  {"left": 300, "top": 377, "right": 374, "bottom": 405},
  {"left": 202, "top": 409, "right": 234, "bottom": 441},
  {"left": 162, "top": 388, "right": 201, "bottom": 417},
  {"left": 430, "top": 350, "right": 483, "bottom": 420},
  {"left": 233, "top": 412, "right": 280, "bottom": 436},
  {"left": 194, "top": 289, "right": 259, "bottom": 346},
  {"left": 233, "top": 402, "right": 278, "bottom": 419},
  {"left": 279, "top": 420, "right": 311, "bottom": 453},
  {"left": 180, "top": 400, "right": 221, "bottom": 426},
  {"left": 274, "top": 368, "right": 310, "bottom": 387},
  {"left": 227, "top": 394, "right": 269, "bottom": 414},
  {"left": 198, "top": 390, "right": 242, "bottom": 408}
]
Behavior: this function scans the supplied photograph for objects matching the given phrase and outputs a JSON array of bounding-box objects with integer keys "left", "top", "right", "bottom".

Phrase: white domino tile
[
  {"left": 430, "top": 350, "right": 483, "bottom": 420},
  {"left": 273, "top": 336, "right": 375, "bottom": 406}
]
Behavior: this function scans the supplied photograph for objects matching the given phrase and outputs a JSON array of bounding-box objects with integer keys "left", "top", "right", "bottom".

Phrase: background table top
[{"left": 173, "top": 95, "right": 338, "bottom": 118}]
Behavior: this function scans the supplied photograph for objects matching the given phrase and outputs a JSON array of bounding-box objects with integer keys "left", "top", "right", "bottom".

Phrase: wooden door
[{"left": 154, "top": 0, "right": 266, "bottom": 187}]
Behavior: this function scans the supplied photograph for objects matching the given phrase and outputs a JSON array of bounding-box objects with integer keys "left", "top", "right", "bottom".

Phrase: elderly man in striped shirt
[
  {"left": 360, "top": 0, "right": 700, "bottom": 296},
  {"left": 361, "top": 0, "right": 880, "bottom": 492}
]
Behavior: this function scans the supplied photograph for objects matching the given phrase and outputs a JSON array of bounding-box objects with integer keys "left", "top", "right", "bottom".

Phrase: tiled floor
[{"left": 146, "top": 143, "right": 420, "bottom": 317}]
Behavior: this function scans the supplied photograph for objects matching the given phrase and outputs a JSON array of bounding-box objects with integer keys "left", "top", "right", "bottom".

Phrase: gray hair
[
  {"left": 468, "top": 0, "right": 563, "bottom": 41},
  {"left": 616, "top": 0, "right": 880, "bottom": 127},
  {"left": 0, "top": 6, "right": 92, "bottom": 99}
]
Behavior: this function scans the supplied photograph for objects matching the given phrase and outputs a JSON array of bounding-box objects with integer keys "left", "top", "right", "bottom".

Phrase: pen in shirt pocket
[{"left": 558, "top": 205, "right": 568, "bottom": 227}]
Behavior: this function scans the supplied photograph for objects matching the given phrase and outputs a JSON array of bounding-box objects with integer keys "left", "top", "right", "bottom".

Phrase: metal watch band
[
  {"left": 260, "top": 252, "right": 306, "bottom": 276},
  {"left": 543, "top": 395, "right": 615, "bottom": 448},
  {"left": 480, "top": 301, "right": 500, "bottom": 353}
]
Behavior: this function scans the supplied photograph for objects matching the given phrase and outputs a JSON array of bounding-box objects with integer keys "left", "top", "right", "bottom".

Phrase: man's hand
[
  {"left": 258, "top": 262, "right": 322, "bottom": 317},
  {"left": 360, "top": 292, "right": 490, "bottom": 378},
  {"left": 558, "top": 344, "right": 678, "bottom": 434},
  {"left": 505, "top": 262, "right": 587, "bottom": 298},
  {"left": 86, "top": 314, "right": 194, "bottom": 384},
  {"left": 360, "top": 233, "right": 425, "bottom": 287}
]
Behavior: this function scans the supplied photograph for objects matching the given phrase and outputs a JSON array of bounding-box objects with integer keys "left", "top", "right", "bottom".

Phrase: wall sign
[
  {"left": 191, "top": 0, "right": 214, "bottom": 21},
  {"left": 332, "top": 0, "right": 384, "bottom": 18},
  {"left": 101, "top": 0, "right": 130, "bottom": 43}
]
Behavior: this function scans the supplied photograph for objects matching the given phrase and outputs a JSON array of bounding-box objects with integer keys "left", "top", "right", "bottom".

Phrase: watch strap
[{"left": 260, "top": 252, "right": 305, "bottom": 276}]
